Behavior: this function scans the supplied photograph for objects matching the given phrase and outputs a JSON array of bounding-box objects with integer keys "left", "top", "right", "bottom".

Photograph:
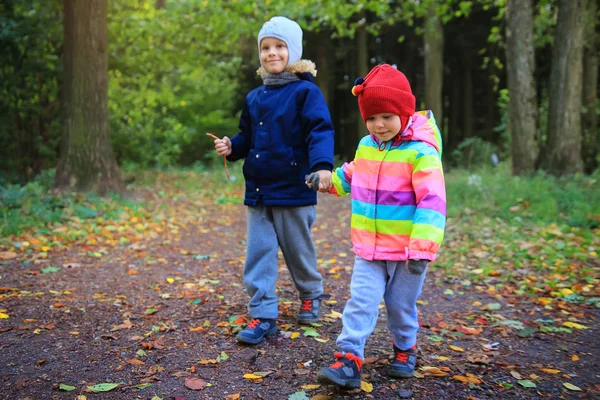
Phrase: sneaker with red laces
[
  {"left": 389, "top": 344, "right": 417, "bottom": 378},
  {"left": 317, "top": 352, "right": 362, "bottom": 389},
  {"left": 235, "top": 318, "right": 277, "bottom": 345},
  {"left": 297, "top": 294, "right": 330, "bottom": 325}
]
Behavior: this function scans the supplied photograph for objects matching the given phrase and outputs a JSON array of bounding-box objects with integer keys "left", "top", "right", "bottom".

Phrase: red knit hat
[{"left": 352, "top": 64, "right": 415, "bottom": 128}]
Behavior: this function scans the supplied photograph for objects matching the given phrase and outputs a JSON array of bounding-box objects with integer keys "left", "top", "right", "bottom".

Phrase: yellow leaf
[
  {"left": 166, "top": 278, "right": 175, "bottom": 284},
  {"left": 435, "top": 356, "right": 449, "bottom": 361},
  {"left": 537, "top": 298, "right": 552, "bottom": 306},
  {"left": 449, "top": 345, "right": 464, "bottom": 352},
  {"left": 243, "top": 373, "right": 263, "bottom": 380},
  {"left": 290, "top": 332, "right": 300, "bottom": 339},
  {"left": 560, "top": 288, "right": 573, "bottom": 296},
  {"left": 324, "top": 310, "right": 342, "bottom": 319},
  {"left": 572, "top": 354, "right": 579, "bottom": 361},
  {"left": 300, "top": 384, "right": 320, "bottom": 390},
  {"left": 0, "top": 312, "right": 9, "bottom": 319},
  {"left": 360, "top": 381, "right": 373, "bottom": 392},
  {"left": 563, "top": 322, "right": 587, "bottom": 329},
  {"left": 314, "top": 337, "right": 329, "bottom": 343},
  {"left": 540, "top": 368, "right": 561, "bottom": 374},
  {"left": 562, "top": 382, "right": 582, "bottom": 391}
]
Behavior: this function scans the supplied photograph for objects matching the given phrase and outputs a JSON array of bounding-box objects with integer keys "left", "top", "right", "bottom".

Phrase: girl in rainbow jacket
[{"left": 311, "top": 64, "right": 446, "bottom": 388}]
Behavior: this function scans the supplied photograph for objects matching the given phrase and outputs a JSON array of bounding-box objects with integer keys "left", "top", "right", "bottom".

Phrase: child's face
[
  {"left": 366, "top": 113, "right": 402, "bottom": 142},
  {"left": 260, "top": 37, "right": 289, "bottom": 74}
]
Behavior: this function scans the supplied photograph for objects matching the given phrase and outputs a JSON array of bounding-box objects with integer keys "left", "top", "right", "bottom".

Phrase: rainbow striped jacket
[{"left": 330, "top": 110, "right": 446, "bottom": 262}]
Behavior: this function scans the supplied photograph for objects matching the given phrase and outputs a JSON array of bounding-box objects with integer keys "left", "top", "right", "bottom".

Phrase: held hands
[
  {"left": 407, "top": 259, "right": 429, "bottom": 275},
  {"left": 305, "top": 170, "right": 332, "bottom": 192},
  {"left": 214, "top": 136, "right": 232, "bottom": 157}
]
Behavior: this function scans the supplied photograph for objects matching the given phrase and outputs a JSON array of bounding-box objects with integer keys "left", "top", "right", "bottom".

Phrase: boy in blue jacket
[{"left": 213, "top": 16, "right": 335, "bottom": 345}]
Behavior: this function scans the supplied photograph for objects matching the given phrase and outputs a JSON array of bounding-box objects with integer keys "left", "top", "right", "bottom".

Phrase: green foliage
[
  {"left": 108, "top": 0, "right": 240, "bottom": 167},
  {"left": 446, "top": 164, "right": 600, "bottom": 228},
  {"left": 0, "top": 169, "right": 146, "bottom": 238},
  {"left": 450, "top": 137, "right": 499, "bottom": 169},
  {"left": 0, "top": 0, "right": 62, "bottom": 182}
]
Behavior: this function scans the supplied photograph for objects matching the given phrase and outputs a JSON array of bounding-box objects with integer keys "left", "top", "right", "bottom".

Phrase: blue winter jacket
[{"left": 227, "top": 66, "right": 335, "bottom": 207}]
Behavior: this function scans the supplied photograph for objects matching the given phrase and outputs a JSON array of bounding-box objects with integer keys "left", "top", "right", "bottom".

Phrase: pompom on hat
[
  {"left": 352, "top": 64, "right": 416, "bottom": 126},
  {"left": 257, "top": 16, "right": 303, "bottom": 65}
]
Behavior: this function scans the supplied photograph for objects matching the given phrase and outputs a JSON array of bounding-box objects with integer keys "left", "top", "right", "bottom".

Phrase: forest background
[
  {"left": 0, "top": 1, "right": 598, "bottom": 399},
  {"left": 0, "top": 0, "right": 598, "bottom": 189}
]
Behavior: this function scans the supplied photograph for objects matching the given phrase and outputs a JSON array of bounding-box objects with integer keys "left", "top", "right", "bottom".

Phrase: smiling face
[
  {"left": 260, "top": 37, "right": 289, "bottom": 74},
  {"left": 366, "top": 113, "right": 402, "bottom": 142}
]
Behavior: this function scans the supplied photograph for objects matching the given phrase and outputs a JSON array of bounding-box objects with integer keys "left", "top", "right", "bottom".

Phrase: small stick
[{"left": 207, "top": 133, "right": 230, "bottom": 179}]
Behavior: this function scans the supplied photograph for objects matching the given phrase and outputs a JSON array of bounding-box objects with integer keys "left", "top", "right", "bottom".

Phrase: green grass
[
  {"left": 1, "top": 163, "right": 598, "bottom": 241},
  {"left": 446, "top": 163, "right": 599, "bottom": 228}
]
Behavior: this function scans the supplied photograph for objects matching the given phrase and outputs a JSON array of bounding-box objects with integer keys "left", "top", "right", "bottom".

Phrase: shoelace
[
  {"left": 301, "top": 299, "right": 313, "bottom": 311},
  {"left": 329, "top": 352, "right": 363, "bottom": 370},
  {"left": 395, "top": 352, "right": 409, "bottom": 363},
  {"left": 247, "top": 319, "right": 261, "bottom": 329}
]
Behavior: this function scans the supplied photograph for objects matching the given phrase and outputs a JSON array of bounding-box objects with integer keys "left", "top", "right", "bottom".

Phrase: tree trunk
[
  {"left": 55, "top": 0, "right": 123, "bottom": 194},
  {"left": 353, "top": 21, "right": 369, "bottom": 159},
  {"left": 582, "top": 0, "right": 598, "bottom": 173},
  {"left": 424, "top": 2, "right": 444, "bottom": 127},
  {"left": 539, "top": 0, "right": 588, "bottom": 175},
  {"left": 463, "top": 58, "right": 473, "bottom": 138},
  {"left": 505, "top": 0, "right": 538, "bottom": 175}
]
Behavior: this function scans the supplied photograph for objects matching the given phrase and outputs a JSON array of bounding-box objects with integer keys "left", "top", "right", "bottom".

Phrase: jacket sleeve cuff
[{"left": 311, "top": 162, "right": 333, "bottom": 172}]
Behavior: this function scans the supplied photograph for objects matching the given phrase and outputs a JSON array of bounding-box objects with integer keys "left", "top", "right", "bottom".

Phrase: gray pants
[
  {"left": 244, "top": 205, "right": 323, "bottom": 319},
  {"left": 337, "top": 256, "right": 427, "bottom": 359}
]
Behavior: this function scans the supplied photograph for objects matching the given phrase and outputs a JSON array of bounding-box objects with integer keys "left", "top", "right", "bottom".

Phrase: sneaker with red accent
[
  {"left": 297, "top": 294, "right": 330, "bottom": 325},
  {"left": 235, "top": 318, "right": 277, "bottom": 345},
  {"left": 317, "top": 352, "right": 362, "bottom": 389},
  {"left": 389, "top": 344, "right": 417, "bottom": 378}
]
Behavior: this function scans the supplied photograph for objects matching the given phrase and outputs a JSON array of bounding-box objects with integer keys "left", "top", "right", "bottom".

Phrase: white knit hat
[{"left": 257, "top": 16, "right": 303, "bottom": 65}]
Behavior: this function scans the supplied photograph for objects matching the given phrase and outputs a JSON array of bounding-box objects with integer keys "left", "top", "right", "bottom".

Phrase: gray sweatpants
[
  {"left": 336, "top": 256, "right": 427, "bottom": 359},
  {"left": 243, "top": 205, "right": 323, "bottom": 319}
]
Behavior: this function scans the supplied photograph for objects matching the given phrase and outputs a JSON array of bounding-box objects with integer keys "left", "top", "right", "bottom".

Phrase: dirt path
[{"left": 0, "top": 193, "right": 597, "bottom": 400}]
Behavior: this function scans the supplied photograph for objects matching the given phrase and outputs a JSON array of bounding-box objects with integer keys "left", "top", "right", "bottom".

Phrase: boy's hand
[
  {"left": 214, "top": 136, "right": 232, "bottom": 157},
  {"left": 306, "top": 170, "right": 332, "bottom": 192},
  {"left": 316, "top": 170, "right": 332, "bottom": 192}
]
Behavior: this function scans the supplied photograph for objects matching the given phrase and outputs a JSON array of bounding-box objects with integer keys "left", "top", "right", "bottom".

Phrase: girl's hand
[{"left": 214, "top": 136, "right": 232, "bottom": 157}]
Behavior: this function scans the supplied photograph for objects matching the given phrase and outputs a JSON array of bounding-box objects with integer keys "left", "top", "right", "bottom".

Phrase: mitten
[
  {"left": 407, "top": 259, "right": 429, "bottom": 275},
  {"left": 305, "top": 172, "right": 320, "bottom": 191}
]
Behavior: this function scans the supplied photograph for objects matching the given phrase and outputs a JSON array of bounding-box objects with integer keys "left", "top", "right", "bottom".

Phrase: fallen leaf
[
  {"left": 0, "top": 251, "right": 17, "bottom": 260},
  {"left": 562, "top": 322, "right": 587, "bottom": 330},
  {"left": 455, "top": 326, "right": 482, "bottom": 335},
  {"left": 300, "top": 384, "right": 320, "bottom": 390},
  {"left": 517, "top": 379, "right": 536, "bottom": 388},
  {"left": 540, "top": 368, "right": 560, "bottom": 374},
  {"left": 360, "top": 381, "right": 373, "bottom": 392},
  {"left": 572, "top": 354, "right": 579, "bottom": 361},
  {"left": 126, "top": 359, "right": 145, "bottom": 365},
  {"left": 184, "top": 377, "right": 208, "bottom": 390},
  {"left": 59, "top": 383, "right": 76, "bottom": 391},
  {"left": 87, "top": 383, "right": 119, "bottom": 392},
  {"left": 449, "top": 345, "right": 464, "bottom": 352},
  {"left": 563, "top": 382, "right": 582, "bottom": 391}
]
